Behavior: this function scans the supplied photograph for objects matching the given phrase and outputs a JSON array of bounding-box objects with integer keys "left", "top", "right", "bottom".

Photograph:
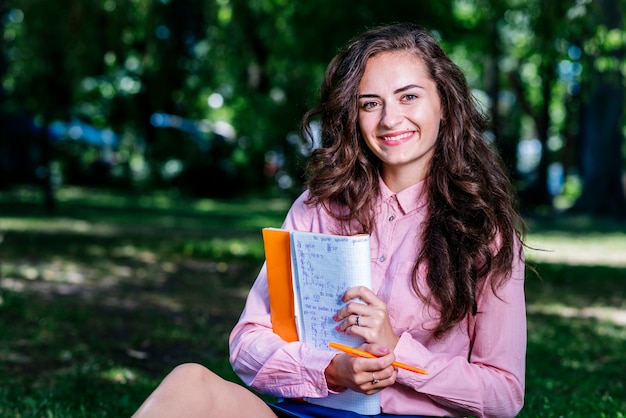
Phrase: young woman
[{"left": 132, "top": 22, "right": 526, "bottom": 418}]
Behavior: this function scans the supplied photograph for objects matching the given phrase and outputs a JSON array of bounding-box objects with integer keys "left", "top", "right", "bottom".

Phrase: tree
[
  {"left": 7, "top": 0, "right": 622, "bottom": 208},
  {"left": 571, "top": 0, "right": 626, "bottom": 217},
  {"left": 497, "top": 1, "right": 575, "bottom": 209},
  {"left": 6, "top": 1, "right": 123, "bottom": 209}
]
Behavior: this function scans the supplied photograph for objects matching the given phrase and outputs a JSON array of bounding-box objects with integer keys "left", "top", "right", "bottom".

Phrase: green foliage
[
  {"left": 1, "top": 187, "right": 625, "bottom": 416},
  {"left": 3, "top": 0, "right": 624, "bottom": 209}
]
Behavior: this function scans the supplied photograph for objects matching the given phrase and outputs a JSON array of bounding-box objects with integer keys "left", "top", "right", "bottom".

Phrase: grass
[{"left": 1, "top": 186, "right": 625, "bottom": 417}]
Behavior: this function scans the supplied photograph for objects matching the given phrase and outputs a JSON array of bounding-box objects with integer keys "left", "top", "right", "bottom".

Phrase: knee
[
  {"left": 133, "top": 364, "right": 226, "bottom": 417},
  {"left": 166, "top": 363, "right": 222, "bottom": 387}
]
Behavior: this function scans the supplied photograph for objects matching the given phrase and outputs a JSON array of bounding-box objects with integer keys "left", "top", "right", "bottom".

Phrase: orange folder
[{"left": 262, "top": 228, "right": 299, "bottom": 342}]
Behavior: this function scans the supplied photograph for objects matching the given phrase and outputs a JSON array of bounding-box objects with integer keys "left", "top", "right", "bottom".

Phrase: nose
[{"left": 380, "top": 102, "right": 402, "bottom": 128}]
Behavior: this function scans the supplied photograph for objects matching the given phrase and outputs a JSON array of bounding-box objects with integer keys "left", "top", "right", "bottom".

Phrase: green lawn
[{"left": 0, "top": 187, "right": 625, "bottom": 417}]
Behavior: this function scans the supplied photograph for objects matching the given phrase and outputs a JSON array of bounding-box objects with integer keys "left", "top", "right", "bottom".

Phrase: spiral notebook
[{"left": 262, "top": 228, "right": 380, "bottom": 416}]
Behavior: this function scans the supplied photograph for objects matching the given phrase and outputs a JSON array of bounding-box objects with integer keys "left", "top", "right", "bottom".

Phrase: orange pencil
[{"left": 328, "top": 341, "right": 428, "bottom": 375}]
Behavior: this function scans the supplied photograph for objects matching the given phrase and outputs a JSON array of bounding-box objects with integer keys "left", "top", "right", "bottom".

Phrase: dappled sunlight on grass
[
  {"left": 525, "top": 215, "right": 626, "bottom": 267},
  {"left": 525, "top": 262, "right": 626, "bottom": 317},
  {"left": 523, "top": 259, "right": 626, "bottom": 413},
  {"left": 181, "top": 236, "right": 264, "bottom": 259},
  {"left": 1, "top": 187, "right": 625, "bottom": 416},
  {"left": 0, "top": 253, "right": 256, "bottom": 314},
  {"left": 522, "top": 312, "right": 626, "bottom": 417},
  {"left": 527, "top": 303, "right": 626, "bottom": 327},
  {"left": 1, "top": 216, "right": 123, "bottom": 235},
  {"left": 526, "top": 233, "right": 626, "bottom": 267},
  {"left": 98, "top": 367, "right": 139, "bottom": 384},
  {"left": 524, "top": 215, "right": 626, "bottom": 329}
]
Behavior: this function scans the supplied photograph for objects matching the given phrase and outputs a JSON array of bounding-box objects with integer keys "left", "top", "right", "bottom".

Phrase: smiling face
[{"left": 358, "top": 51, "right": 443, "bottom": 192}]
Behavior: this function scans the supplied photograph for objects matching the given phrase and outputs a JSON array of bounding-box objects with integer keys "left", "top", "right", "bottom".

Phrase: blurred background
[
  {"left": 0, "top": 0, "right": 625, "bottom": 417},
  {"left": 1, "top": 0, "right": 624, "bottom": 213}
]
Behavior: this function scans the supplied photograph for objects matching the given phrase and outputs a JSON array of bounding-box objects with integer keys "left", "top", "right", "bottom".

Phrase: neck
[{"left": 381, "top": 168, "right": 426, "bottom": 193}]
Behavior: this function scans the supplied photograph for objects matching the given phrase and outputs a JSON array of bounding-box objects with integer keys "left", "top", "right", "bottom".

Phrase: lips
[{"left": 379, "top": 131, "right": 414, "bottom": 143}]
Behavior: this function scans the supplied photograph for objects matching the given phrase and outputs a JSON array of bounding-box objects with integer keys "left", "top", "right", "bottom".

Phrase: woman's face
[{"left": 357, "top": 51, "right": 442, "bottom": 192}]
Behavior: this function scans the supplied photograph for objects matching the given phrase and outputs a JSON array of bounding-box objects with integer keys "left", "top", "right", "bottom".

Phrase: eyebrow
[{"left": 358, "top": 84, "right": 424, "bottom": 99}]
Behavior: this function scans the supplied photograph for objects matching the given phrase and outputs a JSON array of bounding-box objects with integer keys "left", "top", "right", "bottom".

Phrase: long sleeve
[
  {"left": 228, "top": 265, "right": 339, "bottom": 398},
  {"left": 229, "top": 191, "right": 340, "bottom": 399},
  {"left": 388, "top": 249, "right": 526, "bottom": 418}
]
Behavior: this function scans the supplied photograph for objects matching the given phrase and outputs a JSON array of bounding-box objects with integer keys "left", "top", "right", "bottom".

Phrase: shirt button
[
  {"left": 316, "top": 388, "right": 322, "bottom": 394},
  {"left": 379, "top": 255, "right": 386, "bottom": 262},
  {"left": 389, "top": 215, "right": 395, "bottom": 222}
]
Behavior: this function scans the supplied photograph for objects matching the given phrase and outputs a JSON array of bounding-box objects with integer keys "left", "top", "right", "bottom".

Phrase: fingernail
[{"left": 379, "top": 347, "right": 389, "bottom": 354}]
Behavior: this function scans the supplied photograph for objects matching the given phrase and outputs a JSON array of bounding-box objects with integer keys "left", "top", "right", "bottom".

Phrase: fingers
[
  {"left": 333, "top": 313, "right": 363, "bottom": 335},
  {"left": 328, "top": 345, "right": 398, "bottom": 395},
  {"left": 368, "top": 368, "right": 396, "bottom": 386},
  {"left": 334, "top": 307, "right": 387, "bottom": 339},
  {"left": 371, "top": 371, "right": 380, "bottom": 385},
  {"left": 356, "top": 362, "right": 398, "bottom": 395},
  {"left": 333, "top": 286, "right": 398, "bottom": 348},
  {"left": 360, "top": 345, "right": 397, "bottom": 393},
  {"left": 342, "top": 286, "right": 378, "bottom": 305},
  {"left": 333, "top": 286, "right": 384, "bottom": 324}
]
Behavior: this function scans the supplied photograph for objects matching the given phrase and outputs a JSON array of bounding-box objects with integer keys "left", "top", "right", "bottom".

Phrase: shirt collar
[{"left": 379, "top": 176, "right": 428, "bottom": 215}]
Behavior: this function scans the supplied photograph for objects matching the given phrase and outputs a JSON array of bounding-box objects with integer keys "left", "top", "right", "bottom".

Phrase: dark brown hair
[{"left": 302, "top": 23, "right": 524, "bottom": 338}]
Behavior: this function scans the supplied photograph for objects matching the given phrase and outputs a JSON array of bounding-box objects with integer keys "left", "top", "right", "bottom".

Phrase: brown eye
[{"left": 361, "top": 101, "right": 378, "bottom": 110}]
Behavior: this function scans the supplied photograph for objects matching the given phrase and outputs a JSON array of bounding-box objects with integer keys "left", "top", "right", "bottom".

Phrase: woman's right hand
[{"left": 324, "top": 343, "right": 398, "bottom": 395}]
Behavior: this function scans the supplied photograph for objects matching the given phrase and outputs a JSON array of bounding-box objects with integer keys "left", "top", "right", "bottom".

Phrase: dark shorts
[{"left": 267, "top": 399, "right": 429, "bottom": 418}]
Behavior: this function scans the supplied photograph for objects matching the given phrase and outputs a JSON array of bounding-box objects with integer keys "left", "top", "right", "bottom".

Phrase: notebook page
[{"left": 290, "top": 231, "right": 380, "bottom": 415}]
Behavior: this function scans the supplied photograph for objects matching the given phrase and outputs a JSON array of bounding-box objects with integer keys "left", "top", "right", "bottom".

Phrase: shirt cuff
[
  {"left": 394, "top": 332, "right": 431, "bottom": 385},
  {"left": 301, "top": 348, "right": 340, "bottom": 397}
]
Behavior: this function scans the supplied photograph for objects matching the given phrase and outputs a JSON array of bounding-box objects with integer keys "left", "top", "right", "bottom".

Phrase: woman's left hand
[{"left": 333, "top": 286, "right": 400, "bottom": 349}]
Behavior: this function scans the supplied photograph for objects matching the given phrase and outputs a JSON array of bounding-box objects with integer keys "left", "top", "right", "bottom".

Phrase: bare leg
[{"left": 131, "top": 363, "right": 278, "bottom": 418}]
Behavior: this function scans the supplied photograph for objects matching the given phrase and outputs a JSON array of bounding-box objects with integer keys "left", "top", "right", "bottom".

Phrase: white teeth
[{"left": 382, "top": 132, "right": 412, "bottom": 141}]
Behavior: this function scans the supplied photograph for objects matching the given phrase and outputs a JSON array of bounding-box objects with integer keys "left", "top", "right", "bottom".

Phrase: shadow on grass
[
  {"left": 0, "top": 284, "right": 246, "bottom": 417},
  {"left": 523, "top": 312, "right": 626, "bottom": 417},
  {"left": 0, "top": 191, "right": 281, "bottom": 416},
  {"left": 0, "top": 186, "right": 292, "bottom": 234},
  {"left": 525, "top": 214, "right": 626, "bottom": 235},
  {"left": 521, "top": 261, "right": 626, "bottom": 417}
]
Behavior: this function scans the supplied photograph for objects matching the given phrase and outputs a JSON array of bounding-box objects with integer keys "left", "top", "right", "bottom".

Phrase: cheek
[
  {"left": 357, "top": 114, "right": 367, "bottom": 133},
  {"left": 358, "top": 113, "right": 377, "bottom": 136},
  {"left": 429, "top": 117, "right": 442, "bottom": 137},
  {"left": 359, "top": 130, "right": 379, "bottom": 155}
]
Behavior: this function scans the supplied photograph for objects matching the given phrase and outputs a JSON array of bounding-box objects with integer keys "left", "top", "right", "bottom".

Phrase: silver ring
[
  {"left": 355, "top": 315, "right": 361, "bottom": 327},
  {"left": 371, "top": 372, "right": 379, "bottom": 385}
]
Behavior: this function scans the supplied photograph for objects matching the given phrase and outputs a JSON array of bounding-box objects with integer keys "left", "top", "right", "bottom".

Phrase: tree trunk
[
  {"left": 486, "top": 19, "right": 516, "bottom": 175},
  {"left": 572, "top": 76, "right": 625, "bottom": 217},
  {"left": 39, "top": 118, "right": 56, "bottom": 213},
  {"left": 571, "top": 0, "right": 625, "bottom": 218},
  {"left": 510, "top": 61, "right": 554, "bottom": 209},
  {"left": 525, "top": 60, "right": 554, "bottom": 207}
]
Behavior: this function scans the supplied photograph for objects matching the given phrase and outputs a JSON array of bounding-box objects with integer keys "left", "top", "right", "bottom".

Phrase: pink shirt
[{"left": 229, "top": 179, "right": 526, "bottom": 417}]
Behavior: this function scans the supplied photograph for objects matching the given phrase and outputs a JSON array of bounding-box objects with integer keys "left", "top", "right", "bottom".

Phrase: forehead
[{"left": 360, "top": 51, "right": 431, "bottom": 85}]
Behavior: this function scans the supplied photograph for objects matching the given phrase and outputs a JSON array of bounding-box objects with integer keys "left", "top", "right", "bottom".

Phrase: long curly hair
[{"left": 301, "top": 23, "right": 525, "bottom": 339}]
